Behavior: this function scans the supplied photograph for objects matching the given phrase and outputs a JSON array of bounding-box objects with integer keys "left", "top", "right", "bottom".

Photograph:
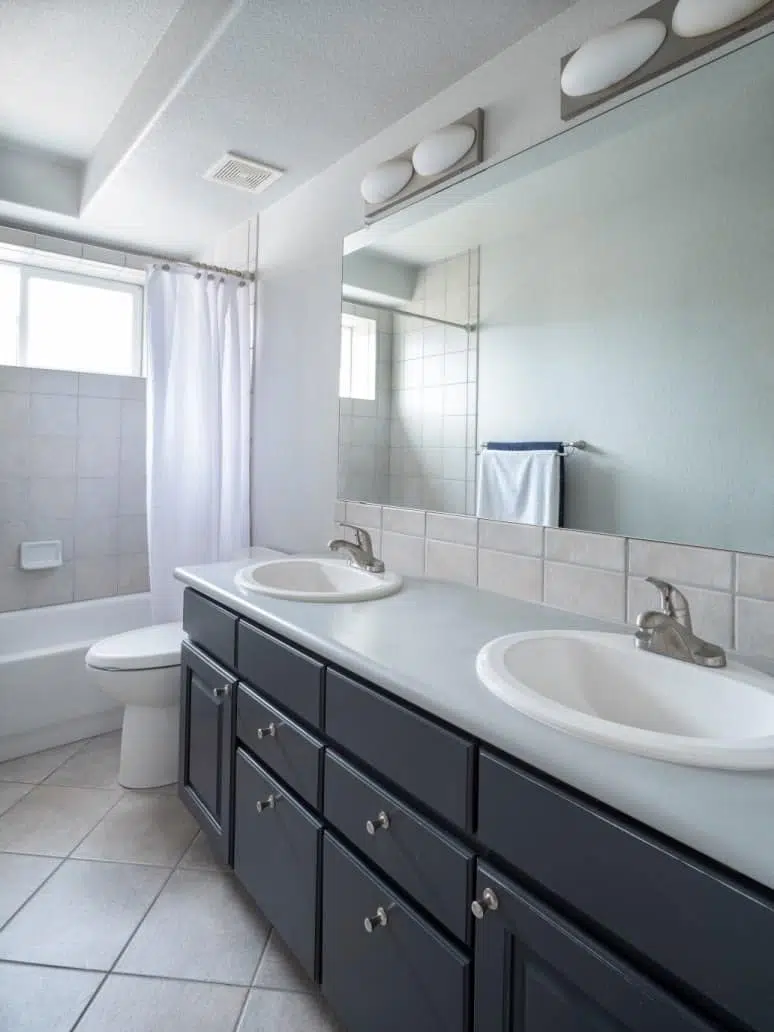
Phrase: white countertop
[{"left": 176, "top": 551, "right": 774, "bottom": 892}]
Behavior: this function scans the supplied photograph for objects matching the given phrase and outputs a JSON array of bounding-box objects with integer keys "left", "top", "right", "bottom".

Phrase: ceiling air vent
[{"left": 203, "top": 153, "right": 284, "bottom": 194}]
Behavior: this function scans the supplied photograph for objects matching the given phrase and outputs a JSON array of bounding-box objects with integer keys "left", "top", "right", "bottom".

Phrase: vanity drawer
[
  {"left": 478, "top": 749, "right": 774, "bottom": 1032},
  {"left": 321, "top": 833, "right": 470, "bottom": 1032},
  {"left": 324, "top": 751, "right": 474, "bottom": 943},
  {"left": 237, "top": 621, "right": 324, "bottom": 728},
  {"left": 325, "top": 669, "right": 475, "bottom": 832},
  {"left": 233, "top": 749, "right": 322, "bottom": 981},
  {"left": 183, "top": 589, "right": 237, "bottom": 669},
  {"left": 236, "top": 683, "right": 323, "bottom": 808}
]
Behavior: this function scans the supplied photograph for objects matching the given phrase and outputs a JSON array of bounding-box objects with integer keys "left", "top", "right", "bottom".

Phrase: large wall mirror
[{"left": 339, "top": 30, "right": 774, "bottom": 556}]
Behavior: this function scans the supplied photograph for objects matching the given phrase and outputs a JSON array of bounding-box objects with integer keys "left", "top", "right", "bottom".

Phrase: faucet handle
[
  {"left": 645, "top": 576, "right": 692, "bottom": 631},
  {"left": 338, "top": 522, "right": 374, "bottom": 556}
]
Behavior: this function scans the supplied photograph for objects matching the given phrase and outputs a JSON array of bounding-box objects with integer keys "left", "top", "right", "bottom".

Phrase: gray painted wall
[{"left": 478, "top": 172, "right": 774, "bottom": 555}]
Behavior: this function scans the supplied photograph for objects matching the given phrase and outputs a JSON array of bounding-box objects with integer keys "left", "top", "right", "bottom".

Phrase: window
[
  {"left": 340, "top": 313, "right": 377, "bottom": 400},
  {"left": 0, "top": 260, "right": 144, "bottom": 376}
]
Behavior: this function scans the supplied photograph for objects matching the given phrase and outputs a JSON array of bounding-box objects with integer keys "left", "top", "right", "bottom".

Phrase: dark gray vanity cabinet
[
  {"left": 179, "top": 587, "right": 773, "bottom": 1032},
  {"left": 178, "top": 640, "right": 236, "bottom": 863},
  {"left": 472, "top": 863, "right": 719, "bottom": 1032},
  {"left": 233, "top": 748, "right": 322, "bottom": 980}
]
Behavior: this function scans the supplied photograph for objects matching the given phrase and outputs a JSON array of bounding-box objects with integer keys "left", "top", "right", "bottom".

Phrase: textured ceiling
[
  {"left": 0, "top": 0, "right": 578, "bottom": 257},
  {"left": 0, "top": 0, "right": 185, "bottom": 156}
]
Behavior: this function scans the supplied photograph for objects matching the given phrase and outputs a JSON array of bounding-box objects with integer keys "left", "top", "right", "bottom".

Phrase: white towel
[{"left": 476, "top": 449, "right": 561, "bottom": 526}]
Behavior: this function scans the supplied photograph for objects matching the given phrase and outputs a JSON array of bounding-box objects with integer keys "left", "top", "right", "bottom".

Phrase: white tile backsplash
[
  {"left": 736, "top": 596, "right": 774, "bottom": 657},
  {"left": 30, "top": 394, "right": 78, "bottom": 436},
  {"left": 382, "top": 507, "right": 425, "bottom": 536},
  {"left": 29, "top": 369, "right": 78, "bottom": 395},
  {"left": 628, "top": 539, "right": 732, "bottom": 591},
  {"left": 344, "top": 501, "right": 382, "bottom": 530},
  {"left": 545, "top": 528, "right": 625, "bottom": 571},
  {"left": 425, "top": 512, "right": 477, "bottom": 546},
  {"left": 381, "top": 531, "right": 425, "bottom": 577},
  {"left": 544, "top": 562, "right": 626, "bottom": 622},
  {"left": 478, "top": 519, "right": 543, "bottom": 557},
  {"left": 77, "top": 397, "right": 122, "bottom": 439},
  {"left": 425, "top": 539, "right": 477, "bottom": 586},
  {"left": 736, "top": 553, "right": 774, "bottom": 602},
  {"left": 479, "top": 550, "right": 543, "bottom": 602},
  {"left": 27, "top": 436, "right": 77, "bottom": 478}
]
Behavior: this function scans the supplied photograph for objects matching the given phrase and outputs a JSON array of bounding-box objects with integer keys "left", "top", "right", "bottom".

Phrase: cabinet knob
[
  {"left": 363, "top": 906, "right": 388, "bottom": 933},
  {"left": 256, "top": 722, "right": 281, "bottom": 740},
  {"left": 471, "top": 888, "right": 499, "bottom": 920},
  {"left": 255, "top": 794, "right": 281, "bottom": 813},
  {"left": 365, "top": 811, "right": 390, "bottom": 836},
  {"left": 212, "top": 684, "right": 230, "bottom": 699}
]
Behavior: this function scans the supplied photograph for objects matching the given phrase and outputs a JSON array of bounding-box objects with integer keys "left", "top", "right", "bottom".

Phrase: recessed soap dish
[{"left": 20, "top": 540, "right": 63, "bottom": 571}]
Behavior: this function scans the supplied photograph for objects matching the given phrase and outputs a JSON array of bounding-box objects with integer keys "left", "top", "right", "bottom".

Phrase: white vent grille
[{"left": 203, "top": 153, "right": 284, "bottom": 194}]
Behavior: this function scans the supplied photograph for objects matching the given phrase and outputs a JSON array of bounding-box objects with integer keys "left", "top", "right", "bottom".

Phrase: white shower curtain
[{"left": 145, "top": 266, "right": 251, "bottom": 622}]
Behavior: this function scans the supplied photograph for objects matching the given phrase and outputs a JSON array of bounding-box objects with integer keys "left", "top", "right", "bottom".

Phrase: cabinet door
[
  {"left": 473, "top": 863, "right": 719, "bottom": 1032},
  {"left": 233, "top": 749, "right": 322, "bottom": 981},
  {"left": 322, "top": 834, "right": 470, "bottom": 1032},
  {"left": 178, "top": 640, "right": 236, "bottom": 864}
]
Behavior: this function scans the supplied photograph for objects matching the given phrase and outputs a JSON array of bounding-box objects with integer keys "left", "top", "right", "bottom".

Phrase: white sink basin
[
  {"left": 234, "top": 557, "right": 402, "bottom": 602},
  {"left": 476, "top": 630, "right": 774, "bottom": 769}
]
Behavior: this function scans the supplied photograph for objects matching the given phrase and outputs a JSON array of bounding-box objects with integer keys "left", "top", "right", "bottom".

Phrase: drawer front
[
  {"left": 325, "top": 669, "right": 475, "bottom": 832},
  {"left": 236, "top": 683, "right": 323, "bottom": 808},
  {"left": 233, "top": 749, "right": 322, "bottom": 981},
  {"left": 322, "top": 834, "right": 469, "bottom": 1032},
  {"left": 237, "top": 621, "right": 324, "bottom": 728},
  {"left": 183, "top": 589, "right": 237, "bottom": 669},
  {"left": 478, "top": 750, "right": 774, "bottom": 1032},
  {"left": 324, "top": 751, "right": 474, "bottom": 943}
]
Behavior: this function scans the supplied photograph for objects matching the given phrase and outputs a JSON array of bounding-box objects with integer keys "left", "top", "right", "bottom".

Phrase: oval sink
[
  {"left": 476, "top": 630, "right": 774, "bottom": 769},
  {"left": 234, "top": 557, "right": 402, "bottom": 602}
]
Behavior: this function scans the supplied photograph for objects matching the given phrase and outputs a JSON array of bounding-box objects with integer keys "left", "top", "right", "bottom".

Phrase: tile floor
[{"left": 0, "top": 733, "right": 342, "bottom": 1032}]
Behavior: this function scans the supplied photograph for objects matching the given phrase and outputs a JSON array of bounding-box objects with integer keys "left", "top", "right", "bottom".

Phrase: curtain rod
[{"left": 151, "top": 259, "right": 255, "bottom": 283}]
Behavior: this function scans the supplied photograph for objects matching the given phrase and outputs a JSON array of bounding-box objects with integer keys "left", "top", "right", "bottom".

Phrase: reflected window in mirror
[{"left": 339, "top": 313, "right": 377, "bottom": 400}]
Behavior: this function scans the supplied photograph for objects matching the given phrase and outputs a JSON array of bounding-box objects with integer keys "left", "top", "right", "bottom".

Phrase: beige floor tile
[
  {"left": 0, "top": 782, "right": 32, "bottom": 816},
  {"left": 0, "top": 853, "right": 60, "bottom": 927},
  {"left": 0, "top": 742, "right": 83, "bottom": 784},
  {"left": 238, "top": 987, "right": 341, "bottom": 1032},
  {"left": 0, "top": 785, "right": 121, "bottom": 856},
  {"left": 73, "top": 792, "right": 198, "bottom": 866},
  {"left": 253, "top": 930, "right": 316, "bottom": 994},
  {"left": 0, "top": 962, "right": 102, "bottom": 1032},
  {"left": 76, "top": 974, "right": 248, "bottom": 1032},
  {"left": 0, "top": 859, "right": 168, "bottom": 970},
  {"left": 177, "top": 830, "right": 227, "bottom": 870},
  {"left": 45, "top": 732, "right": 121, "bottom": 789},
  {"left": 117, "top": 869, "right": 270, "bottom": 985}
]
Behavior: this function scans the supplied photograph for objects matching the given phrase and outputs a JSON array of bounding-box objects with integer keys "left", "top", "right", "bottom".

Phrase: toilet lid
[{"left": 86, "top": 622, "right": 184, "bottom": 671}]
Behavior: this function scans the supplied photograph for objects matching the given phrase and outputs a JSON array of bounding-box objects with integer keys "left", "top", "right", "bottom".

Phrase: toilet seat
[{"left": 86, "top": 622, "right": 184, "bottom": 672}]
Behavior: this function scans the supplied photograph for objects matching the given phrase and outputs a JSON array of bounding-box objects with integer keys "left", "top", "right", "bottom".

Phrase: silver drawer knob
[
  {"left": 365, "top": 811, "right": 390, "bottom": 836},
  {"left": 364, "top": 906, "right": 388, "bottom": 933},
  {"left": 471, "top": 888, "right": 499, "bottom": 920},
  {"left": 256, "top": 722, "right": 281, "bottom": 739},
  {"left": 255, "top": 794, "right": 281, "bottom": 813}
]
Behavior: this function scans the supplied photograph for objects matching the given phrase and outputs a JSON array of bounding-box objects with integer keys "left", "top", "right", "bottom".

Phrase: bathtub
[{"left": 0, "top": 593, "right": 154, "bottom": 763}]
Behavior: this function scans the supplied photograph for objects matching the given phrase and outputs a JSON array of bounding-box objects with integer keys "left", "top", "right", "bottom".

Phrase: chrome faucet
[
  {"left": 328, "top": 523, "right": 385, "bottom": 573},
  {"left": 635, "top": 576, "right": 726, "bottom": 668}
]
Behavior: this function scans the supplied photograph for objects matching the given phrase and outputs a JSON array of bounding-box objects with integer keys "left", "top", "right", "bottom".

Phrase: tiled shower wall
[
  {"left": 337, "top": 304, "right": 392, "bottom": 503},
  {"left": 388, "top": 251, "right": 478, "bottom": 515},
  {"left": 335, "top": 500, "right": 774, "bottom": 665},
  {"left": 0, "top": 365, "right": 148, "bottom": 612}
]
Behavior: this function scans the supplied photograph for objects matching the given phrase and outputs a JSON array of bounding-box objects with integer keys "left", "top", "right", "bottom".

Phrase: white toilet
[{"left": 86, "top": 622, "right": 185, "bottom": 789}]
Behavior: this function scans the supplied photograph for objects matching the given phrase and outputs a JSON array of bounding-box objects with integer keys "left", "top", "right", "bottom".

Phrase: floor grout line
[{"left": 0, "top": 855, "right": 67, "bottom": 934}]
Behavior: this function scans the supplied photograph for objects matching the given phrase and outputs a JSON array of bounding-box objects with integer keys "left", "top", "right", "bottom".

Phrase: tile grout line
[{"left": 0, "top": 854, "right": 68, "bottom": 934}]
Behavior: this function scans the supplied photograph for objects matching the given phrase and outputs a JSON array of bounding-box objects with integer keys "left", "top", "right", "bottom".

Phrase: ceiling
[{"left": 0, "top": 0, "right": 577, "bottom": 259}]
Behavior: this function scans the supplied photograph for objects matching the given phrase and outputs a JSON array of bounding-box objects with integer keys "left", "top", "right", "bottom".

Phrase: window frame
[{"left": 1, "top": 258, "right": 145, "bottom": 377}]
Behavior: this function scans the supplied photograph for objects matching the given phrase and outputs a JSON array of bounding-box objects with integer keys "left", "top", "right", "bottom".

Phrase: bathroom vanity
[{"left": 176, "top": 561, "right": 774, "bottom": 1032}]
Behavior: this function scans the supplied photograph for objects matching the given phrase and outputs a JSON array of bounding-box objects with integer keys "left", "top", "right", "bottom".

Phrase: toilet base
[{"left": 119, "top": 703, "right": 179, "bottom": 789}]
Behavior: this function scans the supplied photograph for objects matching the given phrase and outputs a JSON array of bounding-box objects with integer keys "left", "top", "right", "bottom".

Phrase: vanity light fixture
[
  {"left": 412, "top": 123, "right": 477, "bottom": 177},
  {"left": 672, "top": 0, "right": 772, "bottom": 37},
  {"left": 360, "top": 159, "right": 414, "bottom": 205},
  {"left": 361, "top": 109, "right": 483, "bottom": 221},
  {"left": 560, "top": 18, "right": 667, "bottom": 97}
]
